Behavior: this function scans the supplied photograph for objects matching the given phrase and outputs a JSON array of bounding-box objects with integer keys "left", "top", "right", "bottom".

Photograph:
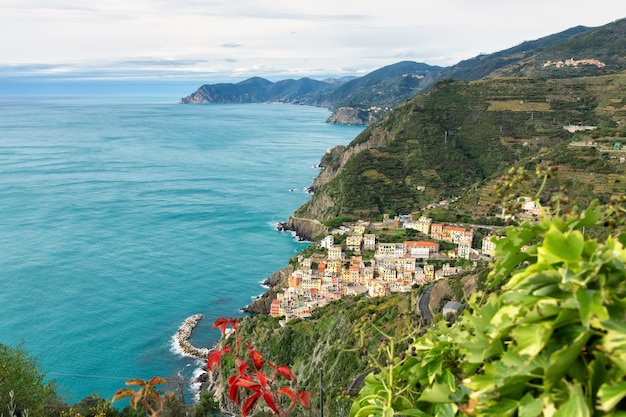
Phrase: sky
[{"left": 1, "top": 0, "right": 625, "bottom": 84}]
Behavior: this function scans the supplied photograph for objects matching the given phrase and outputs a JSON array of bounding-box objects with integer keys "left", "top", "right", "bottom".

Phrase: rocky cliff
[
  {"left": 243, "top": 265, "right": 293, "bottom": 314},
  {"left": 326, "top": 107, "right": 382, "bottom": 126},
  {"left": 277, "top": 216, "right": 328, "bottom": 241},
  {"left": 294, "top": 123, "right": 395, "bottom": 221}
]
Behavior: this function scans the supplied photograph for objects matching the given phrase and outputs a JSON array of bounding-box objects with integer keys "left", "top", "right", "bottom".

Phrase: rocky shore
[
  {"left": 276, "top": 216, "right": 327, "bottom": 241},
  {"left": 243, "top": 265, "right": 294, "bottom": 314},
  {"left": 172, "top": 314, "right": 211, "bottom": 359}
]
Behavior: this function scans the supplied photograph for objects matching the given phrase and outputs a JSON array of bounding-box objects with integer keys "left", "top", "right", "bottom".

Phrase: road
[{"left": 418, "top": 285, "right": 434, "bottom": 321}]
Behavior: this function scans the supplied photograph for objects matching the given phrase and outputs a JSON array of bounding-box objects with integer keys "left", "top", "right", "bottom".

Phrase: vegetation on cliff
[{"left": 296, "top": 72, "right": 626, "bottom": 223}]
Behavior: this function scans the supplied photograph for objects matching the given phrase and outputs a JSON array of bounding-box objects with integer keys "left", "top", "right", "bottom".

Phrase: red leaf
[
  {"left": 250, "top": 350, "right": 265, "bottom": 370},
  {"left": 256, "top": 371, "right": 268, "bottom": 388},
  {"left": 241, "top": 392, "right": 261, "bottom": 417},
  {"left": 298, "top": 390, "right": 311, "bottom": 408},
  {"left": 236, "top": 358, "right": 249, "bottom": 375},
  {"left": 112, "top": 388, "right": 134, "bottom": 403},
  {"left": 276, "top": 365, "right": 296, "bottom": 381},
  {"left": 277, "top": 386, "right": 296, "bottom": 402},
  {"left": 234, "top": 377, "right": 261, "bottom": 391},
  {"left": 125, "top": 378, "right": 146, "bottom": 386},
  {"left": 207, "top": 350, "right": 223, "bottom": 371},
  {"left": 147, "top": 376, "right": 167, "bottom": 386},
  {"left": 212, "top": 317, "right": 239, "bottom": 333},
  {"left": 212, "top": 318, "right": 229, "bottom": 334},
  {"left": 262, "top": 391, "right": 280, "bottom": 415},
  {"left": 230, "top": 318, "right": 240, "bottom": 330},
  {"left": 228, "top": 381, "right": 239, "bottom": 404}
]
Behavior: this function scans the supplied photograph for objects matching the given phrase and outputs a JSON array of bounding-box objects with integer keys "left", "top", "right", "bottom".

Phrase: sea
[{"left": 0, "top": 85, "right": 364, "bottom": 404}]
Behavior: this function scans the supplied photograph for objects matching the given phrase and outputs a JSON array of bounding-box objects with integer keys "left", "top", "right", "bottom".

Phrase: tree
[
  {"left": 0, "top": 343, "right": 60, "bottom": 417},
  {"left": 193, "top": 391, "right": 221, "bottom": 417}
]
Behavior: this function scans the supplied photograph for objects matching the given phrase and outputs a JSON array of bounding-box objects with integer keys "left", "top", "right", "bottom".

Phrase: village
[{"left": 270, "top": 214, "right": 505, "bottom": 321}]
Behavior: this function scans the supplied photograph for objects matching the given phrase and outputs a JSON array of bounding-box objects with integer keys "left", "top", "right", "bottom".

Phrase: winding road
[{"left": 418, "top": 285, "right": 434, "bottom": 321}]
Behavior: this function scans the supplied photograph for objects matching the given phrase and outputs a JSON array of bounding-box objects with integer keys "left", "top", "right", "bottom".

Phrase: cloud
[{"left": 1, "top": 0, "right": 624, "bottom": 82}]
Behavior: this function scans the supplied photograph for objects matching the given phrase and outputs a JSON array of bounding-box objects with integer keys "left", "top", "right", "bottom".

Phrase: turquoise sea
[{"left": 0, "top": 92, "right": 363, "bottom": 403}]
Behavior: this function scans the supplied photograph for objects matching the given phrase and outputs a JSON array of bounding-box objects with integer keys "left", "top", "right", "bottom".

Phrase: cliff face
[
  {"left": 243, "top": 265, "right": 293, "bottom": 314},
  {"left": 326, "top": 107, "right": 381, "bottom": 126},
  {"left": 295, "top": 124, "right": 394, "bottom": 221},
  {"left": 277, "top": 216, "right": 328, "bottom": 241}
]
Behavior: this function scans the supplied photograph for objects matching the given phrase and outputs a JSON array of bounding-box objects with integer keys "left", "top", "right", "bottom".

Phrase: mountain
[
  {"left": 321, "top": 60, "right": 443, "bottom": 107},
  {"left": 441, "top": 25, "right": 592, "bottom": 80},
  {"left": 284, "top": 18, "right": 626, "bottom": 227},
  {"left": 180, "top": 76, "right": 334, "bottom": 105},
  {"left": 181, "top": 61, "right": 444, "bottom": 125}
]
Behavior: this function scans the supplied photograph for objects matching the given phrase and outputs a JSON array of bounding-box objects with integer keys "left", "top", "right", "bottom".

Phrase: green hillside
[{"left": 296, "top": 73, "right": 626, "bottom": 222}]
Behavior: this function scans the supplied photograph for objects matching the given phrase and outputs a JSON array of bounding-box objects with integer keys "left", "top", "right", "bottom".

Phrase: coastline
[{"left": 171, "top": 314, "right": 212, "bottom": 360}]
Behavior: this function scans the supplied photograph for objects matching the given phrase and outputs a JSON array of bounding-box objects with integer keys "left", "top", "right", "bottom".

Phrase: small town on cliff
[{"left": 270, "top": 211, "right": 516, "bottom": 321}]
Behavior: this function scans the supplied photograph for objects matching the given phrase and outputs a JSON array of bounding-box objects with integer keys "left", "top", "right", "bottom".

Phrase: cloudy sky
[{"left": 1, "top": 0, "right": 625, "bottom": 83}]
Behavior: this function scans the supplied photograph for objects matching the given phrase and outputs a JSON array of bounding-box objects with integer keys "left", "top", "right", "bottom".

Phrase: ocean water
[{"left": 0, "top": 95, "right": 363, "bottom": 403}]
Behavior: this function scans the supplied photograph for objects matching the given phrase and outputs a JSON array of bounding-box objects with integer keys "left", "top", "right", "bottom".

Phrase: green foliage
[
  {"left": 299, "top": 69, "right": 626, "bottom": 223},
  {"left": 0, "top": 343, "right": 59, "bottom": 417},
  {"left": 70, "top": 394, "right": 120, "bottom": 417},
  {"left": 350, "top": 198, "right": 626, "bottom": 416},
  {"left": 193, "top": 391, "right": 221, "bottom": 417},
  {"left": 217, "top": 292, "right": 420, "bottom": 417},
  {"left": 324, "top": 215, "right": 356, "bottom": 229}
]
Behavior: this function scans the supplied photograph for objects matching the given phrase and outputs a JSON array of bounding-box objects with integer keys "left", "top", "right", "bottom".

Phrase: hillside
[
  {"left": 495, "top": 17, "right": 626, "bottom": 78},
  {"left": 294, "top": 73, "right": 626, "bottom": 224},
  {"left": 441, "top": 25, "right": 591, "bottom": 80}
]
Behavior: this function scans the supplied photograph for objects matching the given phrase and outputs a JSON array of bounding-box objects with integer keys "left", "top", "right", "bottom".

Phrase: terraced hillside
[{"left": 295, "top": 73, "right": 626, "bottom": 224}]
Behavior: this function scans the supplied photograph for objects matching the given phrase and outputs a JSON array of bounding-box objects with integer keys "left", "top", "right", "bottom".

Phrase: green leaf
[
  {"left": 518, "top": 393, "right": 543, "bottom": 417},
  {"left": 553, "top": 384, "right": 590, "bottom": 417},
  {"left": 572, "top": 205, "right": 602, "bottom": 228},
  {"left": 575, "top": 288, "right": 608, "bottom": 328},
  {"left": 546, "top": 331, "right": 591, "bottom": 390},
  {"left": 352, "top": 404, "right": 383, "bottom": 417},
  {"left": 395, "top": 409, "right": 430, "bottom": 417},
  {"left": 598, "top": 381, "right": 626, "bottom": 412},
  {"left": 539, "top": 225, "right": 584, "bottom": 263},
  {"left": 382, "top": 406, "right": 394, "bottom": 417},
  {"left": 418, "top": 381, "right": 454, "bottom": 403},
  {"left": 511, "top": 322, "right": 552, "bottom": 358},
  {"left": 478, "top": 398, "right": 518, "bottom": 417}
]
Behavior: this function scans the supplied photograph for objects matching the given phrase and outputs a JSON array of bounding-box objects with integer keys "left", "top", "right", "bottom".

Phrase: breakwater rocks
[
  {"left": 173, "top": 314, "right": 211, "bottom": 359},
  {"left": 277, "top": 216, "right": 327, "bottom": 241}
]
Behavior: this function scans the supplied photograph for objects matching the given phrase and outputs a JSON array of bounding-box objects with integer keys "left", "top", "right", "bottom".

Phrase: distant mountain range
[
  {"left": 181, "top": 61, "right": 443, "bottom": 125},
  {"left": 181, "top": 18, "right": 626, "bottom": 125}
]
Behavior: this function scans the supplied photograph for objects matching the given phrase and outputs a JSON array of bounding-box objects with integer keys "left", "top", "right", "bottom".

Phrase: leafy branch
[{"left": 208, "top": 318, "right": 311, "bottom": 417}]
